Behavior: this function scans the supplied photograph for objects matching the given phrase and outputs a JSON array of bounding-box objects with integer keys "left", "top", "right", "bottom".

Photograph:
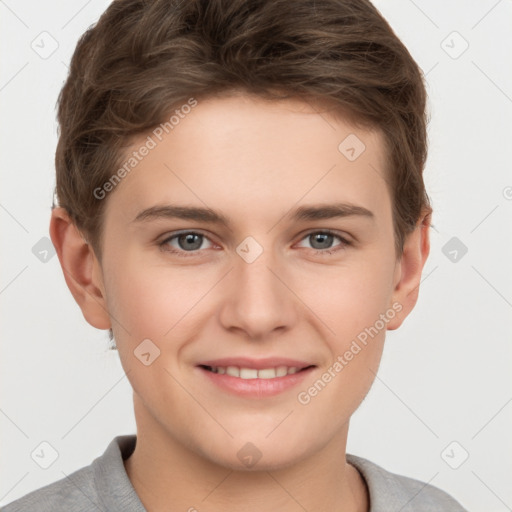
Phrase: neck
[{"left": 124, "top": 396, "right": 369, "bottom": 512}]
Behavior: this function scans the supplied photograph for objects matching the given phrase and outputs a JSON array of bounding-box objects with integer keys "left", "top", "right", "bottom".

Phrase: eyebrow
[{"left": 133, "top": 202, "right": 374, "bottom": 227}]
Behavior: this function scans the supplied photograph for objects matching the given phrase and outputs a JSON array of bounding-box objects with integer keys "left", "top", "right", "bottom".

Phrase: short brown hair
[{"left": 54, "top": 0, "right": 432, "bottom": 343}]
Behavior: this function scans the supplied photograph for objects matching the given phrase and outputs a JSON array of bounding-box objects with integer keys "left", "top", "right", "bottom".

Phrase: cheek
[
  {"left": 103, "top": 255, "right": 229, "bottom": 386},
  {"left": 297, "top": 255, "right": 395, "bottom": 341},
  {"left": 296, "top": 268, "right": 390, "bottom": 418},
  {"left": 104, "top": 251, "right": 206, "bottom": 338}
]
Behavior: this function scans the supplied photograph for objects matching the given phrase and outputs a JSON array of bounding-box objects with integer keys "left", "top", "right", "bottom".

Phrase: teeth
[
  {"left": 226, "top": 366, "right": 239, "bottom": 377},
  {"left": 258, "top": 368, "right": 277, "bottom": 379},
  {"left": 240, "top": 368, "right": 258, "bottom": 379},
  {"left": 207, "top": 365, "right": 306, "bottom": 379},
  {"left": 276, "top": 366, "right": 288, "bottom": 377}
]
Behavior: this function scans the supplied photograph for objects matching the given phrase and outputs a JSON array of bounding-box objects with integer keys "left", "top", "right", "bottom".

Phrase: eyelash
[{"left": 158, "top": 229, "right": 352, "bottom": 258}]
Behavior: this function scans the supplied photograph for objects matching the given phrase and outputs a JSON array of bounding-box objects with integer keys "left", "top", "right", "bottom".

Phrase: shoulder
[
  {"left": 346, "top": 453, "right": 468, "bottom": 512},
  {"left": 1, "top": 435, "right": 142, "bottom": 512},
  {"left": 1, "top": 465, "right": 98, "bottom": 512}
]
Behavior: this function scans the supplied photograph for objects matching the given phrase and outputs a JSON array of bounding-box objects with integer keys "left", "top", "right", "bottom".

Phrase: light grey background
[{"left": 1, "top": 1, "right": 511, "bottom": 510}]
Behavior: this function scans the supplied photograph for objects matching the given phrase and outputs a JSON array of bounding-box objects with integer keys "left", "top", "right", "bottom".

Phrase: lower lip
[{"left": 197, "top": 366, "right": 316, "bottom": 398}]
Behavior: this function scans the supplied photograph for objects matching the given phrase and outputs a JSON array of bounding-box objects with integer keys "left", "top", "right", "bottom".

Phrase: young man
[{"left": 4, "top": 0, "right": 468, "bottom": 510}]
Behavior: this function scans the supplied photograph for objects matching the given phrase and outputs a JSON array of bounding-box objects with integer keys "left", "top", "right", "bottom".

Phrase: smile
[{"left": 197, "top": 364, "right": 316, "bottom": 398}]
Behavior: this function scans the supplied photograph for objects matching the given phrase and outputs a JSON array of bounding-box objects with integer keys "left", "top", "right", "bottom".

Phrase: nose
[{"left": 218, "top": 245, "right": 299, "bottom": 340}]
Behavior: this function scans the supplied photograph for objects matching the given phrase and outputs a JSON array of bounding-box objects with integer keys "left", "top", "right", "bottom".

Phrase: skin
[{"left": 50, "top": 92, "right": 430, "bottom": 512}]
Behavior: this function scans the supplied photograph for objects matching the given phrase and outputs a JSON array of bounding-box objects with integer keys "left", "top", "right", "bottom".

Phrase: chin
[{"left": 200, "top": 437, "right": 314, "bottom": 473}]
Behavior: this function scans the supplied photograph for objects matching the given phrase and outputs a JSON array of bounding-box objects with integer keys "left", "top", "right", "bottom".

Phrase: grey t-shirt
[{"left": 2, "top": 435, "right": 468, "bottom": 511}]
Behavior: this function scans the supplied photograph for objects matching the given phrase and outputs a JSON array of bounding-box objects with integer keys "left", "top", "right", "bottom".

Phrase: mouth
[{"left": 196, "top": 361, "right": 317, "bottom": 398}]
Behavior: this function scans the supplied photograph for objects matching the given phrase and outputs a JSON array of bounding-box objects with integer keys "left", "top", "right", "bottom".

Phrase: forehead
[{"left": 104, "top": 93, "right": 391, "bottom": 229}]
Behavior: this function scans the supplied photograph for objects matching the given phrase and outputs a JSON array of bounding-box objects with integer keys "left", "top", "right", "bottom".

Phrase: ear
[
  {"left": 49, "top": 207, "right": 111, "bottom": 330},
  {"left": 386, "top": 210, "right": 432, "bottom": 331}
]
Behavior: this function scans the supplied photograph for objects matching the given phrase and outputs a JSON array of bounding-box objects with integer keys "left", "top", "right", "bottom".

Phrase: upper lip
[{"left": 197, "top": 357, "right": 315, "bottom": 370}]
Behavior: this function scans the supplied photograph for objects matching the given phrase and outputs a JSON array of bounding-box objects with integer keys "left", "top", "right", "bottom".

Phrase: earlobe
[
  {"left": 49, "top": 207, "right": 111, "bottom": 330},
  {"left": 387, "top": 212, "right": 432, "bottom": 331}
]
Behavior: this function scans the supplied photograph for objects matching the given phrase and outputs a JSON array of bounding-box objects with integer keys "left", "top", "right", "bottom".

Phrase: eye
[
  {"left": 159, "top": 231, "right": 215, "bottom": 257},
  {"left": 296, "top": 230, "right": 351, "bottom": 256}
]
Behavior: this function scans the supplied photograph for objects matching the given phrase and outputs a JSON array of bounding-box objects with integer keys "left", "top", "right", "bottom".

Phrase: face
[{"left": 94, "top": 93, "right": 405, "bottom": 470}]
